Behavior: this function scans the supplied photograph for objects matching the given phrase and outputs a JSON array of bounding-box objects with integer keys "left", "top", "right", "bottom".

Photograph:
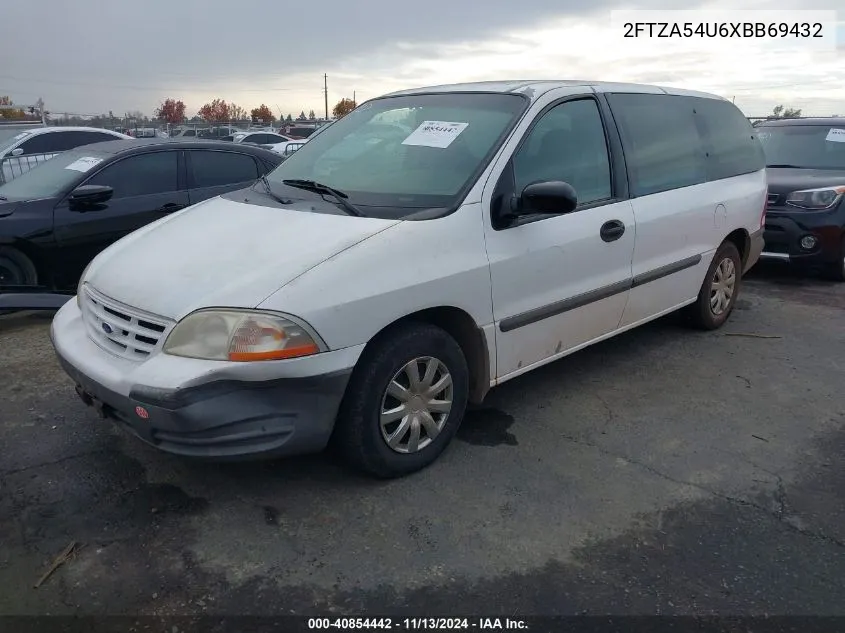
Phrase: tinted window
[
  {"left": 183, "top": 129, "right": 196, "bottom": 137},
  {"left": 607, "top": 93, "right": 707, "bottom": 196},
  {"left": 512, "top": 98, "right": 612, "bottom": 205},
  {"left": 694, "top": 98, "right": 765, "bottom": 180},
  {"left": 189, "top": 150, "right": 259, "bottom": 188},
  {"left": 86, "top": 151, "right": 178, "bottom": 198},
  {"left": 78, "top": 131, "right": 120, "bottom": 145},
  {"left": 757, "top": 124, "right": 845, "bottom": 170},
  {"left": 19, "top": 132, "right": 70, "bottom": 155}
]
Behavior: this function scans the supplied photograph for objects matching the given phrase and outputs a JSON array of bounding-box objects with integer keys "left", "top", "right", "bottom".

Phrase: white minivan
[{"left": 51, "top": 81, "right": 767, "bottom": 478}]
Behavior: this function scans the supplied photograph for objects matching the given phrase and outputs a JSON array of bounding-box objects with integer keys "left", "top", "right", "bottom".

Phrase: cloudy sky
[{"left": 1, "top": 0, "right": 843, "bottom": 120}]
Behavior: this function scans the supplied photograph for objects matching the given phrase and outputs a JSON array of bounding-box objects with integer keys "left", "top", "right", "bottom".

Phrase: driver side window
[{"left": 512, "top": 98, "right": 612, "bottom": 206}]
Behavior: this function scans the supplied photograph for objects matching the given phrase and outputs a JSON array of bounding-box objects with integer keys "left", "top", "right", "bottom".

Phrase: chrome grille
[{"left": 80, "top": 284, "right": 173, "bottom": 361}]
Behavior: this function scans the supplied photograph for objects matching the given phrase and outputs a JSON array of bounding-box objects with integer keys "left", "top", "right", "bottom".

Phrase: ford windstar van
[{"left": 51, "top": 80, "right": 767, "bottom": 478}]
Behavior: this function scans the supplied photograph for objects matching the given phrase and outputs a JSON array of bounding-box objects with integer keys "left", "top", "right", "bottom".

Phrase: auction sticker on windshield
[
  {"left": 402, "top": 121, "right": 469, "bottom": 148},
  {"left": 65, "top": 157, "right": 104, "bottom": 172},
  {"left": 825, "top": 128, "right": 845, "bottom": 143}
]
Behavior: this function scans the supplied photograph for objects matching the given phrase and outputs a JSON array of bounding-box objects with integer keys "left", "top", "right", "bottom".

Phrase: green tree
[{"left": 771, "top": 104, "right": 802, "bottom": 119}]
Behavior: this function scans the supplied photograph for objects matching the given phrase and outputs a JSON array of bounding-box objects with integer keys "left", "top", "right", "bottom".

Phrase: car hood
[
  {"left": 85, "top": 195, "right": 400, "bottom": 320},
  {"left": 766, "top": 168, "right": 845, "bottom": 195}
]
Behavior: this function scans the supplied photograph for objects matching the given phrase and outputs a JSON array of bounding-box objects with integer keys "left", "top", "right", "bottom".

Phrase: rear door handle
[
  {"left": 157, "top": 203, "right": 185, "bottom": 213},
  {"left": 600, "top": 220, "right": 626, "bottom": 242}
]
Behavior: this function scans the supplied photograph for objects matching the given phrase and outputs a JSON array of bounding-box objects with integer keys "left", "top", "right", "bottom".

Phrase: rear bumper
[
  {"left": 745, "top": 228, "right": 765, "bottom": 274},
  {"left": 50, "top": 299, "right": 358, "bottom": 460}
]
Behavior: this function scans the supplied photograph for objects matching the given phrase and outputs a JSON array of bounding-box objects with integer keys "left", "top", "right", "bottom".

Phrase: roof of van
[{"left": 381, "top": 80, "right": 726, "bottom": 101}]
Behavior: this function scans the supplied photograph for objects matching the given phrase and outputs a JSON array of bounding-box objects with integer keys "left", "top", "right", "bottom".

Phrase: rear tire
[
  {"left": 821, "top": 237, "right": 845, "bottom": 282},
  {"left": 332, "top": 322, "right": 469, "bottom": 478},
  {"left": 685, "top": 241, "right": 742, "bottom": 330}
]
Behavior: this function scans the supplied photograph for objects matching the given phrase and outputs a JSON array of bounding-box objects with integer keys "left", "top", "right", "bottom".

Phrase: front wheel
[
  {"left": 685, "top": 241, "right": 742, "bottom": 330},
  {"left": 332, "top": 322, "right": 469, "bottom": 478}
]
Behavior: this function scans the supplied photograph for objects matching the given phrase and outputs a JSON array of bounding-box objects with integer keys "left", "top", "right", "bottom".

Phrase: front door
[
  {"left": 52, "top": 150, "right": 188, "bottom": 287},
  {"left": 482, "top": 93, "right": 636, "bottom": 381}
]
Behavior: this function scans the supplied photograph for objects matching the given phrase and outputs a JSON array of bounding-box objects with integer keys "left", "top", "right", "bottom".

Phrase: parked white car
[
  {"left": 0, "top": 126, "right": 131, "bottom": 184},
  {"left": 232, "top": 131, "right": 295, "bottom": 146},
  {"left": 266, "top": 138, "right": 309, "bottom": 157},
  {"left": 52, "top": 80, "right": 766, "bottom": 478}
]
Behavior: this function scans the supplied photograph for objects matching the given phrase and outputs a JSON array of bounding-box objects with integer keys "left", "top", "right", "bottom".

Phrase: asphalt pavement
[{"left": 1, "top": 264, "right": 843, "bottom": 616}]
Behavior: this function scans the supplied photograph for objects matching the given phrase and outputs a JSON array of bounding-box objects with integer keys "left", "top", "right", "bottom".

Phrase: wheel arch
[{"left": 355, "top": 306, "right": 492, "bottom": 405}]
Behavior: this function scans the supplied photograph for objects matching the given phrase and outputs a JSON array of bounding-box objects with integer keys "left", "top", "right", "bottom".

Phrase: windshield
[
  {"left": 0, "top": 147, "right": 109, "bottom": 201},
  {"left": 758, "top": 124, "right": 845, "bottom": 170},
  {"left": 266, "top": 92, "right": 528, "bottom": 218}
]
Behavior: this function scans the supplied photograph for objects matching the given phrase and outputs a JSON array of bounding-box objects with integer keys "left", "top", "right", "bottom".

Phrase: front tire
[
  {"left": 686, "top": 241, "right": 742, "bottom": 330},
  {"left": 0, "top": 246, "right": 38, "bottom": 287},
  {"left": 332, "top": 322, "right": 469, "bottom": 478}
]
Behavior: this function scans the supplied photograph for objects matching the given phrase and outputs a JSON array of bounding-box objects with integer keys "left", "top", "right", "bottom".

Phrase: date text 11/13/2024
[{"left": 307, "top": 617, "right": 528, "bottom": 630}]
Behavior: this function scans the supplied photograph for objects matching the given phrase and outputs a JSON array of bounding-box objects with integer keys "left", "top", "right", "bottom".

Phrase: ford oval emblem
[{"left": 102, "top": 322, "right": 113, "bottom": 334}]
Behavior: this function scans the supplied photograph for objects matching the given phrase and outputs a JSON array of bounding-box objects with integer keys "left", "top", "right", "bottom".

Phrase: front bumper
[
  {"left": 761, "top": 209, "right": 844, "bottom": 268},
  {"left": 50, "top": 299, "right": 359, "bottom": 459}
]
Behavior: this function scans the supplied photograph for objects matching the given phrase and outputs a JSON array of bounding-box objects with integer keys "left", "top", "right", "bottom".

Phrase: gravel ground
[{"left": 1, "top": 263, "right": 843, "bottom": 617}]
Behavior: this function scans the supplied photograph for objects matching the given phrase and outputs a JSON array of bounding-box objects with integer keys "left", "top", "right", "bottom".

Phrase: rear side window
[
  {"left": 693, "top": 98, "right": 765, "bottom": 180},
  {"left": 607, "top": 93, "right": 707, "bottom": 197},
  {"left": 189, "top": 150, "right": 259, "bottom": 188}
]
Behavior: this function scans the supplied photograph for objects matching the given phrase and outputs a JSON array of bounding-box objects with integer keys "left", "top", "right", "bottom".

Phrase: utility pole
[
  {"left": 324, "top": 74, "right": 329, "bottom": 120},
  {"left": 353, "top": 91, "right": 356, "bottom": 108}
]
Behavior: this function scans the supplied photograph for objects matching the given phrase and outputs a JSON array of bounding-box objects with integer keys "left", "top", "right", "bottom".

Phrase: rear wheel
[
  {"left": 0, "top": 247, "right": 37, "bottom": 287},
  {"left": 685, "top": 241, "right": 742, "bottom": 330},
  {"left": 821, "top": 236, "right": 845, "bottom": 282},
  {"left": 332, "top": 322, "right": 469, "bottom": 478}
]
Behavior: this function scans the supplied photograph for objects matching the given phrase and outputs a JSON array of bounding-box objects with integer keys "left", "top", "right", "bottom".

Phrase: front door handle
[
  {"left": 157, "top": 203, "right": 185, "bottom": 213},
  {"left": 600, "top": 220, "right": 626, "bottom": 243}
]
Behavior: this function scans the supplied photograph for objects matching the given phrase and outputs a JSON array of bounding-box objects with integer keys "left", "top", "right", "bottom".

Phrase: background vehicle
[
  {"left": 0, "top": 126, "right": 131, "bottom": 184},
  {"left": 232, "top": 131, "right": 294, "bottom": 145},
  {"left": 0, "top": 139, "right": 282, "bottom": 290},
  {"left": 264, "top": 138, "right": 308, "bottom": 157},
  {"left": 757, "top": 117, "right": 845, "bottom": 281}
]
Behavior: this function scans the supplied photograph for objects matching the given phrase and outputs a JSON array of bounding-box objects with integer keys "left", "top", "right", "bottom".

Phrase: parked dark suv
[{"left": 758, "top": 117, "right": 845, "bottom": 280}]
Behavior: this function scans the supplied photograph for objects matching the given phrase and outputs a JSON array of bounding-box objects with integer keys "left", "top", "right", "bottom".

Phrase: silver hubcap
[
  {"left": 710, "top": 257, "right": 736, "bottom": 316},
  {"left": 379, "top": 356, "right": 453, "bottom": 454}
]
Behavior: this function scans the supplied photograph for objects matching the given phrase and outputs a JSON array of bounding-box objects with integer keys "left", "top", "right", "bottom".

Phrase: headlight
[
  {"left": 786, "top": 186, "right": 845, "bottom": 210},
  {"left": 76, "top": 261, "right": 94, "bottom": 308},
  {"left": 162, "top": 309, "right": 326, "bottom": 361}
]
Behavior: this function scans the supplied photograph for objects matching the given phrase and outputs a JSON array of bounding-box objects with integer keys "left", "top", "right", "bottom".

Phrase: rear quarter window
[
  {"left": 692, "top": 97, "right": 765, "bottom": 180},
  {"left": 606, "top": 93, "right": 707, "bottom": 197}
]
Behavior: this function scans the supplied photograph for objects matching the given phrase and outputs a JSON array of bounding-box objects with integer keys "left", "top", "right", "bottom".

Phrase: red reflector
[{"left": 135, "top": 406, "right": 149, "bottom": 419}]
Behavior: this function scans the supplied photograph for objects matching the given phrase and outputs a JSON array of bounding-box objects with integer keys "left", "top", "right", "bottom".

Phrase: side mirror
[
  {"left": 11, "top": 148, "right": 24, "bottom": 157},
  {"left": 68, "top": 185, "right": 113, "bottom": 210},
  {"left": 512, "top": 181, "right": 578, "bottom": 216}
]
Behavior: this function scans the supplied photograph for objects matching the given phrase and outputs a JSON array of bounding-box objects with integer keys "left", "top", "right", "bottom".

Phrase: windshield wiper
[
  {"left": 766, "top": 164, "right": 805, "bottom": 168},
  {"left": 259, "top": 175, "right": 291, "bottom": 205},
  {"left": 282, "top": 179, "right": 364, "bottom": 217}
]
